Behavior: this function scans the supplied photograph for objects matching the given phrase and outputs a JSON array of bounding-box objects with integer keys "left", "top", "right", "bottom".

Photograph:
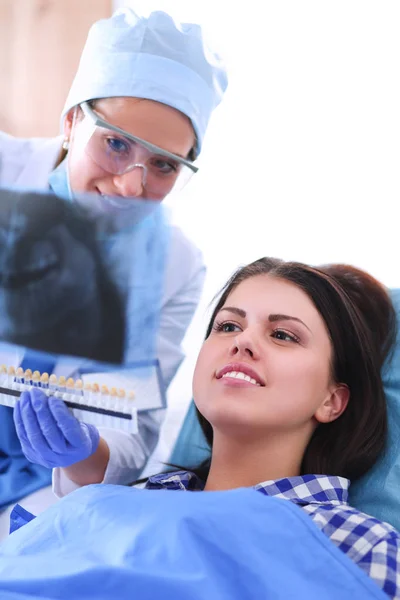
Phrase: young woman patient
[{"left": 15, "top": 257, "right": 400, "bottom": 598}]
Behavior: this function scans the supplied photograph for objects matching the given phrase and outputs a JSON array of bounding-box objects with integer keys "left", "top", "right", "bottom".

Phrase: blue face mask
[
  {"left": 48, "top": 156, "right": 161, "bottom": 236},
  {"left": 48, "top": 158, "right": 73, "bottom": 201}
]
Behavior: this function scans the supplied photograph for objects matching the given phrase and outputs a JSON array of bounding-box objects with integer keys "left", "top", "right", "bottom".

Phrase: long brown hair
[{"left": 194, "top": 257, "right": 397, "bottom": 482}]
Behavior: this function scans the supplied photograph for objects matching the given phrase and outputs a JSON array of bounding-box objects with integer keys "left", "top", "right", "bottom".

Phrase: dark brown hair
[{"left": 194, "top": 257, "right": 397, "bottom": 482}]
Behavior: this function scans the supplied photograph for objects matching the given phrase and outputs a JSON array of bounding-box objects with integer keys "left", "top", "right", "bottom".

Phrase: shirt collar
[
  {"left": 147, "top": 472, "right": 350, "bottom": 505},
  {"left": 254, "top": 474, "right": 349, "bottom": 505}
]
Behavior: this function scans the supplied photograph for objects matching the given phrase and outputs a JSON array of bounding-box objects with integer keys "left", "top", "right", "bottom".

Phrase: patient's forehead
[{"left": 224, "top": 275, "right": 323, "bottom": 326}]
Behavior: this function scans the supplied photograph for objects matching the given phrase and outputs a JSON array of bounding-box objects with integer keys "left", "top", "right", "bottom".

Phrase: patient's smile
[
  {"left": 221, "top": 371, "right": 260, "bottom": 386},
  {"left": 215, "top": 363, "right": 265, "bottom": 388}
]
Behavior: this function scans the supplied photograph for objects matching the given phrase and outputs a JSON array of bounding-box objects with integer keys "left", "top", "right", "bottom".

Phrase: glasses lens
[{"left": 75, "top": 117, "right": 195, "bottom": 198}]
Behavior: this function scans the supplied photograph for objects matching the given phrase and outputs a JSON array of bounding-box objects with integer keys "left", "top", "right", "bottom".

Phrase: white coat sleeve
[
  {"left": 0, "top": 131, "right": 30, "bottom": 184},
  {"left": 53, "top": 229, "right": 206, "bottom": 497}
]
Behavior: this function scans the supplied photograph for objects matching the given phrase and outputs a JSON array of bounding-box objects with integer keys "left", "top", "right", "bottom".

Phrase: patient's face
[{"left": 193, "top": 275, "right": 337, "bottom": 440}]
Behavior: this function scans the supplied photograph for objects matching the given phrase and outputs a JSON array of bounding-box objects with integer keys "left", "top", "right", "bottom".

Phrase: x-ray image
[{"left": 0, "top": 188, "right": 168, "bottom": 365}]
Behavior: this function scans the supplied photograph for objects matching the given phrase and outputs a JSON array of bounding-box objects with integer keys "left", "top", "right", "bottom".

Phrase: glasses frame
[{"left": 80, "top": 102, "right": 199, "bottom": 175}]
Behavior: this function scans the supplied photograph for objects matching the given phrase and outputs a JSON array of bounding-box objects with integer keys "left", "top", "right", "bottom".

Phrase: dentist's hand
[{"left": 14, "top": 388, "right": 100, "bottom": 469}]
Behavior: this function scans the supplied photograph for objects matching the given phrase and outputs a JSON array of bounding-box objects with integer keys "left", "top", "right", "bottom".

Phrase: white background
[{"left": 114, "top": 1, "right": 400, "bottom": 459}]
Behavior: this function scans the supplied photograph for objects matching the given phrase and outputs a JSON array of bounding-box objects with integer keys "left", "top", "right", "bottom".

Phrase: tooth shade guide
[
  {"left": 0, "top": 384, "right": 138, "bottom": 433},
  {"left": 0, "top": 367, "right": 136, "bottom": 402},
  {"left": 0, "top": 366, "right": 142, "bottom": 433},
  {"left": 0, "top": 365, "right": 156, "bottom": 433}
]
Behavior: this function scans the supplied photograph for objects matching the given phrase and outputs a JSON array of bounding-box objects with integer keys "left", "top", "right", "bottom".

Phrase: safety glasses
[{"left": 75, "top": 102, "right": 198, "bottom": 199}]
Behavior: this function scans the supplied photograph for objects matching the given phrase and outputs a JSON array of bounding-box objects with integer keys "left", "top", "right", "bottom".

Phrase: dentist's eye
[
  {"left": 272, "top": 329, "right": 300, "bottom": 343},
  {"left": 106, "top": 137, "right": 130, "bottom": 156},
  {"left": 212, "top": 320, "right": 242, "bottom": 333}
]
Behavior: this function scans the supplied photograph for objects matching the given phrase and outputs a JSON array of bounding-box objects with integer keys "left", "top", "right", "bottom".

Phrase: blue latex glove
[{"left": 14, "top": 389, "right": 100, "bottom": 469}]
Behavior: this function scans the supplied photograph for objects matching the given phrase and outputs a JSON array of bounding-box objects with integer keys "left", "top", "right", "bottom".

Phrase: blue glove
[{"left": 14, "top": 388, "right": 100, "bottom": 469}]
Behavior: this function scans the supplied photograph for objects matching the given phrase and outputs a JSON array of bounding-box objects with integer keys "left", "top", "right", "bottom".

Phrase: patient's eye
[
  {"left": 271, "top": 329, "right": 300, "bottom": 343},
  {"left": 212, "top": 320, "right": 242, "bottom": 333}
]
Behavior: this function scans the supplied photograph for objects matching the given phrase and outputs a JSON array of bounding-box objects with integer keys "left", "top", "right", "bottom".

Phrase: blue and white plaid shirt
[{"left": 146, "top": 471, "right": 400, "bottom": 599}]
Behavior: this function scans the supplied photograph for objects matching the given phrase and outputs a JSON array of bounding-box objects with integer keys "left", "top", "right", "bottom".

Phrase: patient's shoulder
[{"left": 303, "top": 501, "right": 399, "bottom": 561}]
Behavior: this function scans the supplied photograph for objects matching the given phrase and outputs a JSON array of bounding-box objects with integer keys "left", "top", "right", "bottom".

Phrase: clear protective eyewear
[{"left": 76, "top": 102, "right": 198, "bottom": 199}]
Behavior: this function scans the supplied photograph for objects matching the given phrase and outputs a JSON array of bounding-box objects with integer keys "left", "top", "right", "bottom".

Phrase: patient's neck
[{"left": 203, "top": 429, "right": 308, "bottom": 491}]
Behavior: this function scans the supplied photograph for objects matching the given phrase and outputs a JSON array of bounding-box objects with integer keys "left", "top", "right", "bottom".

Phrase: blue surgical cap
[{"left": 61, "top": 8, "right": 228, "bottom": 155}]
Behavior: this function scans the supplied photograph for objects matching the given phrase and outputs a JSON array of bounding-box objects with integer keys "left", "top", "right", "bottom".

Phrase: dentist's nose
[{"left": 113, "top": 165, "right": 146, "bottom": 198}]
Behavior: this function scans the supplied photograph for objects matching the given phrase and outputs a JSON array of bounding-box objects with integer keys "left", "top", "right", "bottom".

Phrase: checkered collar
[
  {"left": 254, "top": 474, "right": 349, "bottom": 505},
  {"left": 147, "top": 471, "right": 350, "bottom": 505}
]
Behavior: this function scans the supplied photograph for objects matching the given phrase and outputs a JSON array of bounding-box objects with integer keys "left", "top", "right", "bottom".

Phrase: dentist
[{"left": 0, "top": 7, "right": 227, "bottom": 515}]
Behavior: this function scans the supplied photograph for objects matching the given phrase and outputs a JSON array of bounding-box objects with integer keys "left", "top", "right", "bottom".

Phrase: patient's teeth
[{"left": 221, "top": 371, "right": 260, "bottom": 385}]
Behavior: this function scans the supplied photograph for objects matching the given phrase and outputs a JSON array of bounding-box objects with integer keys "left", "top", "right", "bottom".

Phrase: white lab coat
[{"left": 0, "top": 130, "right": 205, "bottom": 496}]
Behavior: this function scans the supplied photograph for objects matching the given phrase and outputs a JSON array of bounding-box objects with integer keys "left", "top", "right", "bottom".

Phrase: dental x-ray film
[{"left": 0, "top": 187, "right": 169, "bottom": 423}]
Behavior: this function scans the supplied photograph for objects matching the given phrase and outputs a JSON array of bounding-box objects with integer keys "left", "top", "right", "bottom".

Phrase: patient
[
  {"left": 12, "top": 257, "right": 400, "bottom": 598},
  {"left": 143, "top": 257, "right": 400, "bottom": 597}
]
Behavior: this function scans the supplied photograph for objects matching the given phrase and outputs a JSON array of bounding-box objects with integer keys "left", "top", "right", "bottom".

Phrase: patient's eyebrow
[
  {"left": 219, "top": 308, "right": 311, "bottom": 332},
  {"left": 269, "top": 314, "right": 311, "bottom": 332},
  {"left": 219, "top": 307, "right": 246, "bottom": 318}
]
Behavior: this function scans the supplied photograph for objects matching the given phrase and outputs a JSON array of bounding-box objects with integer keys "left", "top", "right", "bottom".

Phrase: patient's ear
[{"left": 314, "top": 384, "right": 349, "bottom": 424}]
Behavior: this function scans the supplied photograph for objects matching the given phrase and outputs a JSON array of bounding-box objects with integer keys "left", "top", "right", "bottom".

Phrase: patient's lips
[{"left": 215, "top": 362, "right": 265, "bottom": 387}]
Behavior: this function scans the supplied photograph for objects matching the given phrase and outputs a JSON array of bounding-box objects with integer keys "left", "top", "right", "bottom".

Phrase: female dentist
[{"left": 0, "top": 8, "right": 227, "bottom": 516}]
